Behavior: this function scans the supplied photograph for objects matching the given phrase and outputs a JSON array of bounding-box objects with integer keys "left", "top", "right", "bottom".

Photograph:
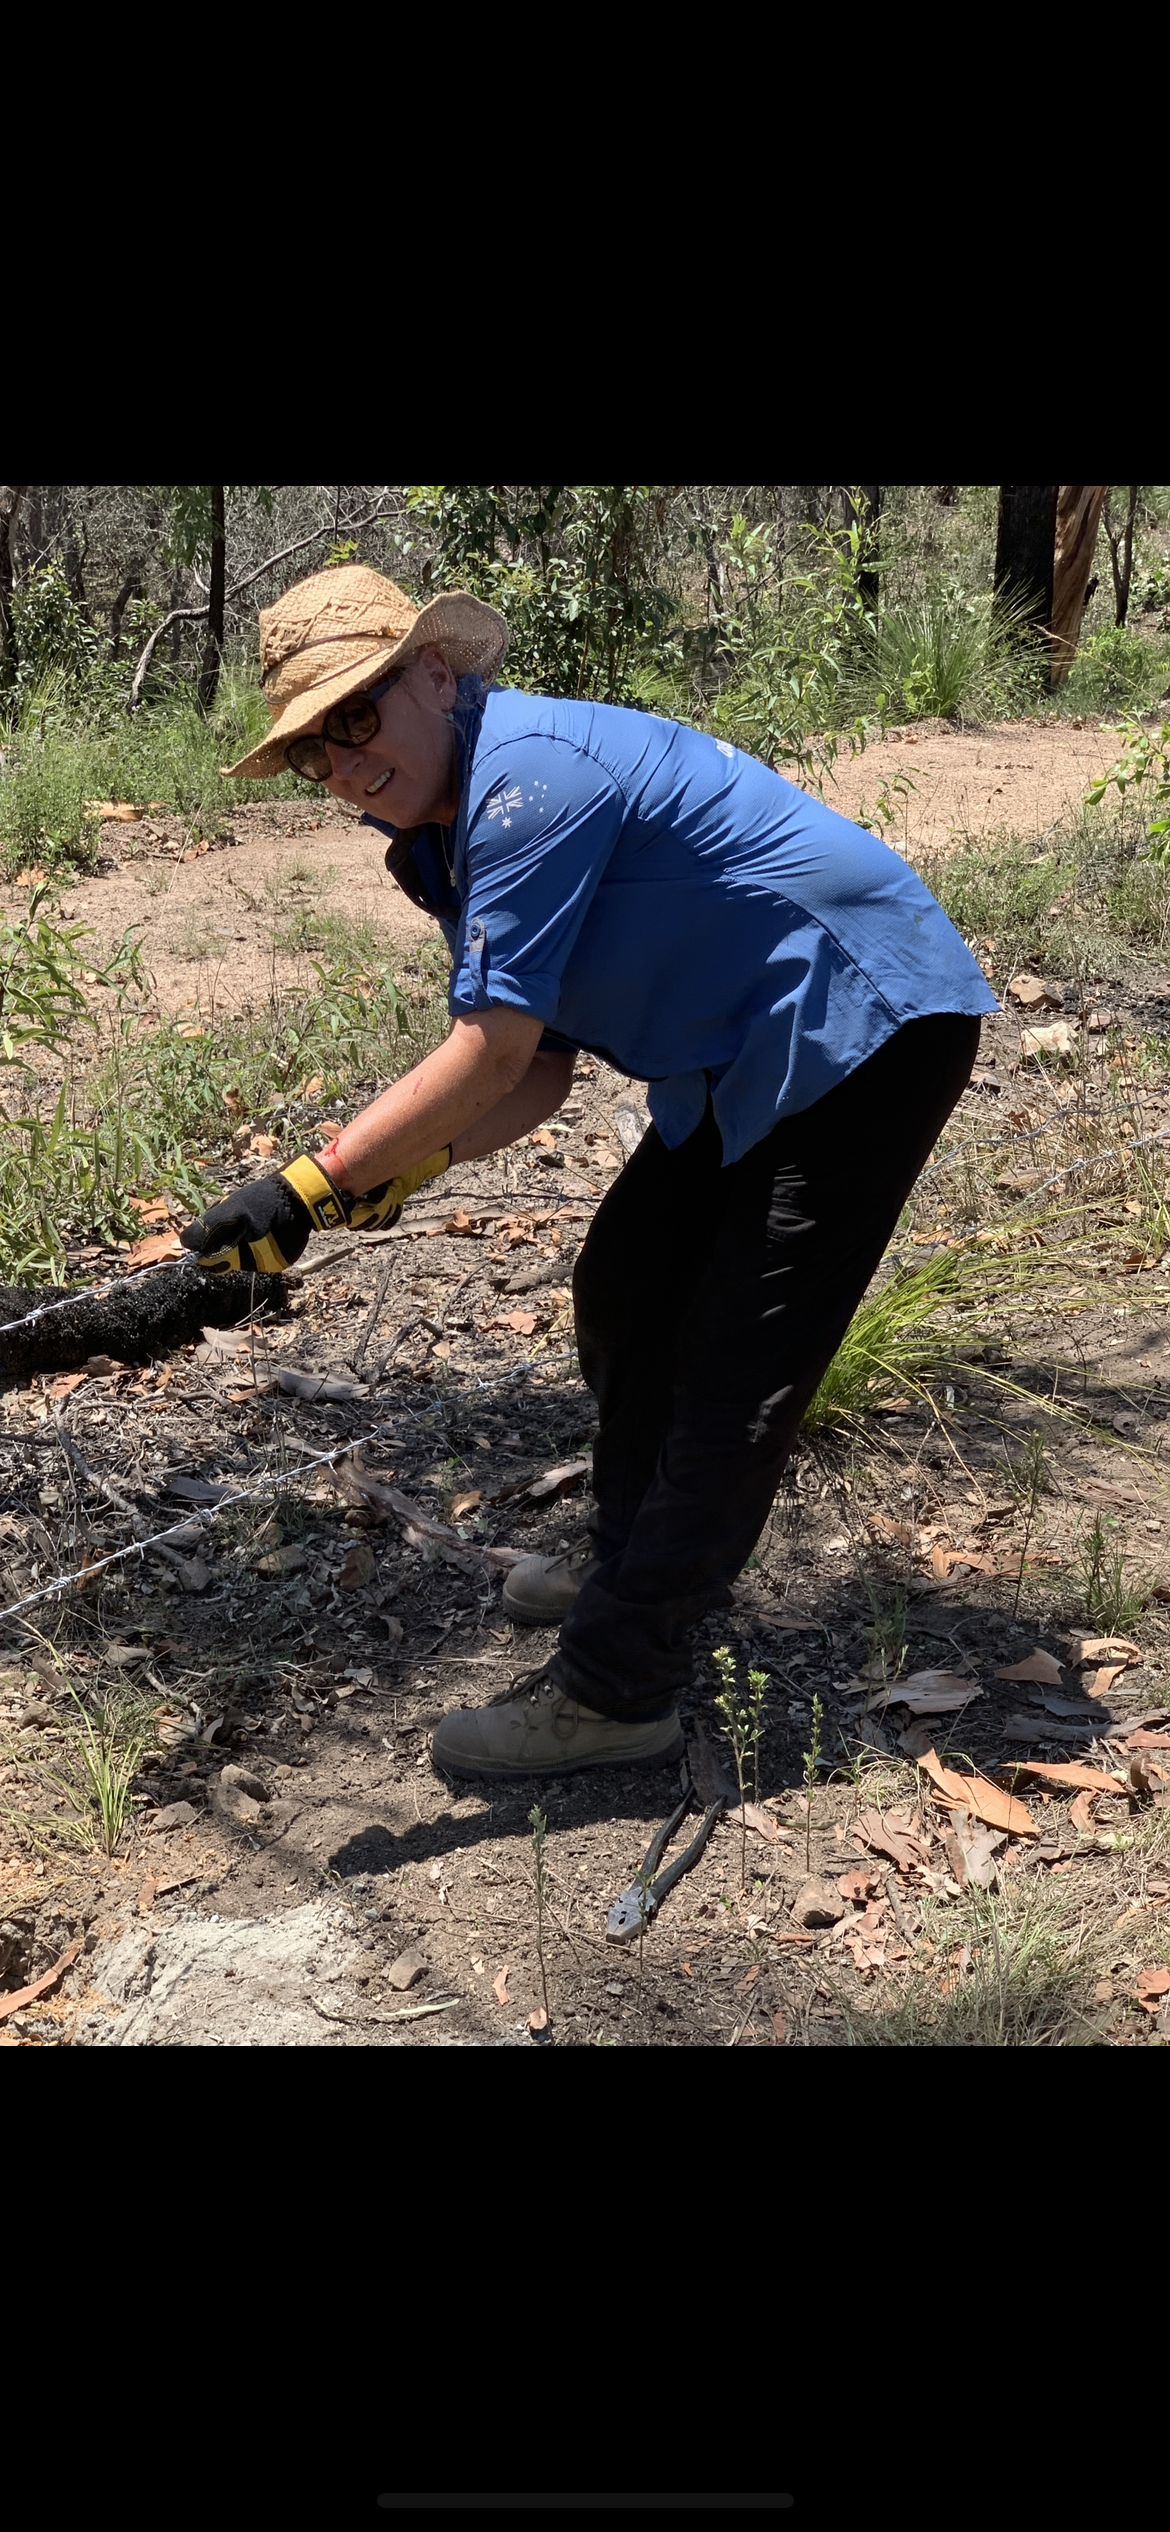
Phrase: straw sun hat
[{"left": 223, "top": 564, "right": 510, "bottom": 779}]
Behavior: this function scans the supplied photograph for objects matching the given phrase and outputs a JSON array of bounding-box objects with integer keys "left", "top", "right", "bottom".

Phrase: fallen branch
[
  {"left": 328, "top": 1451, "right": 524, "bottom": 1574},
  {"left": 54, "top": 1417, "right": 140, "bottom": 1521},
  {"left": 0, "top": 1939, "right": 81, "bottom": 2023},
  {"left": 0, "top": 1265, "right": 286, "bottom": 1381}
]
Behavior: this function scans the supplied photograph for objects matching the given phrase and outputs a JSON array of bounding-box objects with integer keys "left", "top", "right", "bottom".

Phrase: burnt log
[{"left": 0, "top": 1265, "right": 287, "bottom": 1383}]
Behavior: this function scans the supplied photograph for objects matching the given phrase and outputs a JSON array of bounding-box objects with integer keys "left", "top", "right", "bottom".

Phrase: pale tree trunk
[
  {"left": 197, "top": 485, "right": 226, "bottom": 712},
  {"left": 1049, "top": 485, "right": 1108, "bottom": 687}
]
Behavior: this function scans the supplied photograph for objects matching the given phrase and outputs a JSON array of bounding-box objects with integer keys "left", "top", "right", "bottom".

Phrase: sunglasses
[{"left": 284, "top": 675, "right": 399, "bottom": 781}]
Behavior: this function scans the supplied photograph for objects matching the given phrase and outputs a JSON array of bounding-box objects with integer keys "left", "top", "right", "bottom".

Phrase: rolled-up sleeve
[{"left": 449, "top": 738, "right": 625, "bottom": 1024}]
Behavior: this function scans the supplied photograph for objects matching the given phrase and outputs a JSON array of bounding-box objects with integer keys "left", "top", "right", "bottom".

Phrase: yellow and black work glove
[{"left": 180, "top": 1149, "right": 452, "bottom": 1277}]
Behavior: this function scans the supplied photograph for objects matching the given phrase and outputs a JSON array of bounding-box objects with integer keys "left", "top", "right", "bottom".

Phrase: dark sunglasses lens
[
  {"left": 324, "top": 694, "right": 383, "bottom": 748},
  {"left": 285, "top": 738, "right": 331, "bottom": 780}
]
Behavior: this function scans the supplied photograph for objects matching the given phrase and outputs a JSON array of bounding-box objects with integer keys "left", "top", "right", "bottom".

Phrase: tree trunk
[
  {"left": 851, "top": 484, "right": 882, "bottom": 610},
  {"left": 1104, "top": 486, "right": 1139, "bottom": 627},
  {"left": 0, "top": 485, "right": 27, "bottom": 689},
  {"left": 994, "top": 485, "right": 1059, "bottom": 623},
  {"left": 1048, "top": 486, "right": 1108, "bottom": 687},
  {"left": 61, "top": 490, "right": 87, "bottom": 603},
  {"left": 109, "top": 575, "right": 143, "bottom": 658},
  {"left": 197, "top": 484, "right": 226, "bottom": 710}
]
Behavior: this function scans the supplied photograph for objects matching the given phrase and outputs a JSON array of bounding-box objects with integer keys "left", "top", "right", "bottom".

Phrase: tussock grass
[{"left": 842, "top": 1884, "right": 1102, "bottom": 2047}]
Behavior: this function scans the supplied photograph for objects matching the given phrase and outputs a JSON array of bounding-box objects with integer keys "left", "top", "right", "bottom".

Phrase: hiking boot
[
  {"left": 430, "top": 1666, "right": 684, "bottom": 1779},
  {"left": 502, "top": 1542, "right": 600, "bottom": 1625}
]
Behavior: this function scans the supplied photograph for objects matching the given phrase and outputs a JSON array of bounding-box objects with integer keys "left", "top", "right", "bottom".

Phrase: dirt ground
[
  {"left": 820, "top": 717, "right": 1117, "bottom": 855},
  {"left": 1, "top": 800, "right": 433, "bottom": 1018},
  {"left": 3, "top": 719, "right": 1170, "bottom": 2047},
  {"left": 0, "top": 719, "right": 1124, "bottom": 992}
]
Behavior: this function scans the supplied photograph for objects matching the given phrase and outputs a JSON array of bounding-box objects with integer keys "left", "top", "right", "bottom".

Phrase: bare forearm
[
  {"left": 320, "top": 1010, "right": 544, "bottom": 1194},
  {"left": 449, "top": 1049, "right": 575, "bottom": 1162}
]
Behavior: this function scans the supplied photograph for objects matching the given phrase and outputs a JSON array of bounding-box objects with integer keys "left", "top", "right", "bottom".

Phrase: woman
[{"left": 185, "top": 563, "right": 997, "bottom": 1780}]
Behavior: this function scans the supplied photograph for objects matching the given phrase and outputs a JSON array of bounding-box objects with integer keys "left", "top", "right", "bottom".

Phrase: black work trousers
[{"left": 556, "top": 1013, "right": 980, "bottom": 1720}]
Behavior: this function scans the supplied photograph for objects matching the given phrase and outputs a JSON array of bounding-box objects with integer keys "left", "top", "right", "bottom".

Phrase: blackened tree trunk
[
  {"left": 852, "top": 484, "right": 882, "bottom": 609},
  {"left": 994, "top": 485, "right": 1059, "bottom": 622},
  {"left": 109, "top": 575, "right": 143, "bottom": 658},
  {"left": 197, "top": 484, "right": 226, "bottom": 711},
  {"left": 0, "top": 484, "right": 27, "bottom": 689}
]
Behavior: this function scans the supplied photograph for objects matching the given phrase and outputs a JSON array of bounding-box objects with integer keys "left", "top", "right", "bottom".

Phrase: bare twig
[
  {"left": 54, "top": 1416, "right": 141, "bottom": 1522},
  {"left": 126, "top": 493, "right": 392, "bottom": 711},
  {"left": 352, "top": 1255, "right": 395, "bottom": 1375}
]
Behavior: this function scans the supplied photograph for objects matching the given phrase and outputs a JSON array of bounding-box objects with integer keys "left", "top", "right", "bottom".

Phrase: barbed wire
[{"left": 0, "top": 1426, "right": 386, "bottom": 1623}]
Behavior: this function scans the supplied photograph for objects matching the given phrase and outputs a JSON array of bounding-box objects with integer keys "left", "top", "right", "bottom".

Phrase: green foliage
[
  {"left": 0, "top": 664, "right": 306, "bottom": 874},
  {"left": 1089, "top": 716, "right": 1170, "bottom": 859},
  {"left": 1064, "top": 624, "right": 1168, "bottom": 717},
  {"left": 802, "top": 1691, "right": 824, "bottom": 1872},
  {"left": 699, "top": 513, "right": 879, "bottom": 782},
  {"left": 146, "top": 484, "right": 274, "bottom": 570},
  {"left": 0, "top": 887, "right": 445, "bottom": 1282},
  {"left": 1076, "top": 1513, "right": 1146, "bottom": 1634},
  {"left": 845, "top": 581, "right": 1046, "bottom": 724},
  {"left": 67, "top": 1688, "right": 150, "bottom": 1856},
  {"left": 6, "top": 566, "right": 111, "bottom": 710},
  {"left": 1010, "top": 1427, "right": 1050, "bottom": 1618},
  {"left": 0, "top": 890, "right": 142, "bottom": 1064},
  {"left": 5, "top": 1682, "right": 151, "bottom": 1859},
  {"left": 405, "top": 484, "right": 672, "bottom": 707},
  {"left": 802, "top": 1231, "right": 1106, "bottom": 1437},
  {"left": 919, "top": 804, "right": 1170, "bottom": 977},
  {"left": 843, "top": 1888, "right": 1096, "bottom": 2046}
]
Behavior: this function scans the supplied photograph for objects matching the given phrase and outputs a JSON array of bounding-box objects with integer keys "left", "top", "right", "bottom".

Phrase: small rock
[
  {"left": 791, "top": 1878, "right": 847, "bottom": 1929},
  {"left": 1020, "top": 1020, "right": 1074, "bottom": 1059},
  {"left": 175, "top": 1556, "right": 211, "bottom": 1593},
  {"left": 214, "top": 1763, "right": 270, "bottom": 1825},
  {"left": 255, "top": 1543, "right": 309, "bottom": 1576},
  {"left": 0, "top": 1911, "right": 35, "bottom": 1984},
  {"left": 1007, "top": 973, "right": 1063, "bottom": 1012},
  {"left": 218, "top": 1789, "right": 264, "bottom": 1824},
  {"left": 385, "top": 1948, "right": 427, "bottom": 1992},
  {"left": 338, "top": 1541, "right": 377, "bottom": 1591},
  {"left": 145, "top": 1800, "right": 200, "bottom": 1833},
  {"left": 220, "top": 1764, "right": 270, "bottom": 1803},
  {"left": 16, "top": 1699, "right": 54, "bottom": 1729}
]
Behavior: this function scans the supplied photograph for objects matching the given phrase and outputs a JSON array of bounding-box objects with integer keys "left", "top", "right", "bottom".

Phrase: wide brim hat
[{"left": 222, "top": 564, "right": 509, "bottom": 779}]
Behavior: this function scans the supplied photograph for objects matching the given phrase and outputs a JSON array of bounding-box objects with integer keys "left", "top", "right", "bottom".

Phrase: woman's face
[{"left": 321, "top": 645, "right": 459, "bottom": 825}]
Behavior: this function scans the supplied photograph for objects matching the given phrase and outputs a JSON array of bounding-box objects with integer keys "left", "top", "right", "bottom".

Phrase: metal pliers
[{"left": 606, "top": 1773, "right": 725, "bottom": 1943}]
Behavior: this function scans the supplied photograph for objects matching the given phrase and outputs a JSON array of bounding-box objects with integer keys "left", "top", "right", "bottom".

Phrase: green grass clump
[
  {"left": 0, "top": 889, "right": 450, "bottom": 1280},
  {"left": 918, "top": 805, "right": 1170, "bottom": 977},
  {"left": 843, "top": 1889, "right": 1098, "bottom": 2048},
  {"left": 802, "top": 1227, "right": 1107, "bottom": 1437},
  {"left": 1060, "top": 623, "right": 1170, "bottom": 719},
  {"left": 0, "top": 664, "right": 309, "bottom": 878},
  {"left": 846, "top": 585, "right": 1046, "bottom": 725}
]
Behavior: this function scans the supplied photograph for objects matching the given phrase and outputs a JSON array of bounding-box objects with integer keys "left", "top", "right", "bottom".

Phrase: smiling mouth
[{"left": 366, "top": 768, "right": 394, "bottom": 795}]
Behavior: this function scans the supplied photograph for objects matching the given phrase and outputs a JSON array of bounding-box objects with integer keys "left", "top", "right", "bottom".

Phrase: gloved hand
[{"left": 181, "top": 1148, "right": 452, "bottom": 1276}]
